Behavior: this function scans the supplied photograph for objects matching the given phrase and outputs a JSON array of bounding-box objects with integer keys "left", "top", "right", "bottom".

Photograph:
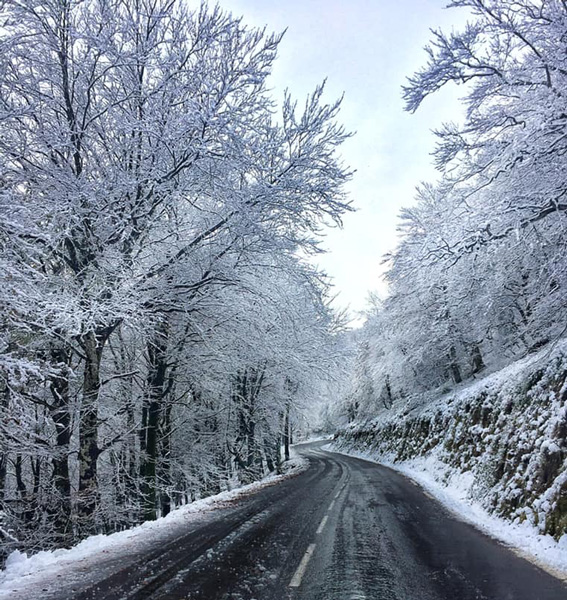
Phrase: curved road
[{"left": 43, "top": 443, "right": 567, "bottom": 599}]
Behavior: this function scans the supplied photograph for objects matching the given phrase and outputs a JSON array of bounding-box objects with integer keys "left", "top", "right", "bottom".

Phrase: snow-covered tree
[
  {"left": 342, "top": 0, "right": 567, "bottom": 425},
  {"left": 0, "top": 0, "right": 351, "bottom": 552}
]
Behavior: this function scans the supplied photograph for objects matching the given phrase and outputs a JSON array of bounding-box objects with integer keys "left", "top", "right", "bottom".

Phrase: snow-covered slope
[{"left": 332, "top": 340, "right": 567, "bottom": 575}]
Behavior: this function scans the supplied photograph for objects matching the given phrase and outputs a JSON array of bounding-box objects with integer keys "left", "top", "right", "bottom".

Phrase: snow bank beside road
[
  {"left": 332, "top": 340, "right": 567, "bottom": 580},
  {"left": 0, "top": 457, "right": 308, "bottom": 598},
  {"left": 326, "top": 444, "right": 567, "bottom": 580}
]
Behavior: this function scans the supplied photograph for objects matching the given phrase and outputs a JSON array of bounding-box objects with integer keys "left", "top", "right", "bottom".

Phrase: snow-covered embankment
[{"left": 331, "top": 342, "right": 567, "bottom": 577}]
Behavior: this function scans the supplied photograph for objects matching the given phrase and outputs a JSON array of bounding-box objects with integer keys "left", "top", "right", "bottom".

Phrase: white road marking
[
  {"left": 289, "top": 543, "right": 316, "bottom": 588},
  {"left": 287, "top": 471, "right": 349, "bottom": 589},
  {"left": 316, "top": 515, "right": 328, "bottom": 534},
  {"left": 334, "top": 483, "right": 347, "bottom": 500}
]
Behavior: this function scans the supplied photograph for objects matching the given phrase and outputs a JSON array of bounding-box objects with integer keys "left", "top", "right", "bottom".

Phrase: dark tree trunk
[
  {"left": 283, "top": 378, "right": 298, "bottom": 461},
  {"left": 283, "top": 402, "right": 290, "bottom": 462},
  {"left": 77, "top": 329, "right": 108, "bottom": 531},
  {"left": 383, "top": 374, "right": 394, "bottom": 409},
  {"left": 471, "top": 344, "right": 485, "bottom": 375},
  {"left": 0, "top": 454, "right": 5, "bottom": 503},
  {"left": 140, "top": 399, "right": 161, "bottom": 520},
  {"left": 32, "top": 456, "right": 41, "bottom": 508},
  {"left": 14, "top": 455, "right": 35, "bottom": 524},
  {"left": 125, "top": 395, "right": 139, "bottom": 524},
  {"left": 231, "top": 367, "right": 266, "bottom": 483},
  {"left": 264, "top": 447, "right": 274, "bottom": 473},
  {"left": 109, "top": 327, "right": 139, "bottom": 525},
  {"left": 14, "top": 455, "right": 27, "bottom": 499},
  {"left": 0, "top": 383, "right": 8, "bottom": 500},
  {"left": 246, "top": 414, "right": 262, "bottom": 480},
  {"left": 49, "top": 346, "right": 72, "bottom": 537},
  {"left": 140, "top": 321, "right": 169, "bottom": 521},
  {"left": 159, "top": 401, "right": 173, "bottom": 517},
  {"left": 263, "top": 434, "right": 280, "bottom": 473},
  {"left": 246, "top": 368, "right": 265, "bottom": 482},
  {"left": 246, "top": 396, "right": 256, "bottom": 471},
  {"left": 449, "top": 345, "right": 462, "bottom": 384}
]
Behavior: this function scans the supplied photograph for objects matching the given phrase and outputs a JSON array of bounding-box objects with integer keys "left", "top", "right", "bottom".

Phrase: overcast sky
[{"left": 219, "top": 0, "right": 467, "bottom": 322}]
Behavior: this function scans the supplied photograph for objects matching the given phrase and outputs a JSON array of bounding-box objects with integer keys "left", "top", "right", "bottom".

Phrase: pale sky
[{"left": 219, "top": 0, "right": 467, "bottom": 322}]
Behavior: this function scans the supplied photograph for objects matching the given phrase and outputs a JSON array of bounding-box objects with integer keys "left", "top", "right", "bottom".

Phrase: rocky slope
[{"left": 334, "top": 341, "right": 567, "bottom": 542}]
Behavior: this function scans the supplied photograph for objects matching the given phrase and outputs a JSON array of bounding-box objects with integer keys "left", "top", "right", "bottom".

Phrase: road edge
[{"left": 322, "top": 443, "right": 567, "bottom": 585}]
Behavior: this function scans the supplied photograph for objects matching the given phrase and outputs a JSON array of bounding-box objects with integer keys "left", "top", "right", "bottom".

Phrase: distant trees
[
  {"left": 341, "top": 0, "right": 567, "bottom": 422},
  {"left": 0, "top": 0, "right": 351, "bottom": 557}
]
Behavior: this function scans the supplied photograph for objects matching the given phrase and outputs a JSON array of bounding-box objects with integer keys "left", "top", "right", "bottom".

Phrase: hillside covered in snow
[{"left": 332, "top": 340, "right": 567, "bottom": 574}]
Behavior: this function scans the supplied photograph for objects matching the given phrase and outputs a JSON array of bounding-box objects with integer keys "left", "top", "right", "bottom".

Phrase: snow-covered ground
[
  {"left": 328, "top": 340, "right": 567, "bottom": 583},
  {"left": 0, "top": 456, "right": 308, "bottom": 598}
]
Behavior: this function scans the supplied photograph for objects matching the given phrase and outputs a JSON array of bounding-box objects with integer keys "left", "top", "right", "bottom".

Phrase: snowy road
[{"left": 16, "top": 443, "right": 567, "bottom": 599}]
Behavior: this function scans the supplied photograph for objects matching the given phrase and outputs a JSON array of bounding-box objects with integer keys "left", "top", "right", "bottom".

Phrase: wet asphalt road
[{"left": 52, "top": 443, "right": 567, "bottom": 599}]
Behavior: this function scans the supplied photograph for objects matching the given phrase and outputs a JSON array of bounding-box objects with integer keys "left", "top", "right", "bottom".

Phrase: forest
[
  {"left": 0, "top": 0, "right": 351, "bottom": 558},
  {"left": 1, "top": 0, "right": 567, "bottom": 569},
  {"left": 330, "top": 0, "right": 567, "bottom": 554},
  {"left": 338, "top": 0, "right": 567, "bottom": 425}
]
